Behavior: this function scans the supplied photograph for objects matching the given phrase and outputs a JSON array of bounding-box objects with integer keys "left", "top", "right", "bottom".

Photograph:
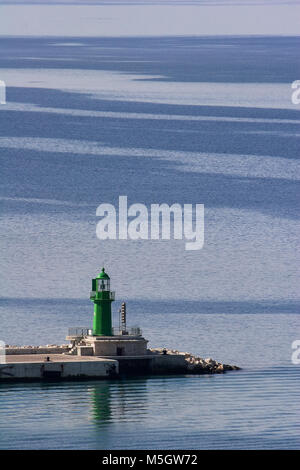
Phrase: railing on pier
[
  {"left": 68, "top": 327, "right": 92, "bottom": 337},
  {"left": 68, "top": 326, "right": 143, "bottom": 337},
  {"left": 112, "top": 327, "right": 143, "bottom": 337}
]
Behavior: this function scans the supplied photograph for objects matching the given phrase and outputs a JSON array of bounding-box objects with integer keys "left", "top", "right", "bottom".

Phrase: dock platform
[{"left": 1, "top": 354, "right": 118, "bottom": 381}]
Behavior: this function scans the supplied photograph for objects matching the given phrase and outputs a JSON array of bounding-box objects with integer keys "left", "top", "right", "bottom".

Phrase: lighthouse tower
[
  {"left": 90, "top": 268, "right": 115, "bottom": 336},
  {"left": 66, "top": 268, "right": 148, "bottom": 357}
]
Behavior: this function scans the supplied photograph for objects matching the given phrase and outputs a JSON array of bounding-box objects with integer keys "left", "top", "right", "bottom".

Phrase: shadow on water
[
  {"left": 1, "top": 35, "right": 300, "bottom": 83},
  {"left": 1, "top": 36, "right": 299, "bottom": 222},
  {"left": 1, "top": 146, "right": 299, "bottom": 220},
  {"left": 1, "top": 88, "right": 300, "bottom": 220},
  {"left": 2, "top": 87, "right": 300, "bottom": 161}
]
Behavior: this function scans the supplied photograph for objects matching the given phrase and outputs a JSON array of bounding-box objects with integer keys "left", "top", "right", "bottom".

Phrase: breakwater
[
  {"left": 150, "top": 348, "right": 240, "bottom": 373},
  {"left": 0, "top": 344, "right": 240, "bottom": 381}
]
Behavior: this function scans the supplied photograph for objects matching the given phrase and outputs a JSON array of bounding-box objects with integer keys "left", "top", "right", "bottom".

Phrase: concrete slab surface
[{"left": 5, "top": 354, "right": 111, "bottom": 364}]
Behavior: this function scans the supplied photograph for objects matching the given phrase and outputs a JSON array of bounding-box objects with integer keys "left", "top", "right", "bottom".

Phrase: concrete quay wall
[
  {"left": 102, "top": 353, "right": 187, "bottom": 375},
  {"left": 150, "top": 353, "right": 187, "bottom": 373},
  {"left": 0, "top": 357, "right": 118, "bottom": 381},
  {"left": 0, "top": 354, "right": 187, "bottom": 381}
]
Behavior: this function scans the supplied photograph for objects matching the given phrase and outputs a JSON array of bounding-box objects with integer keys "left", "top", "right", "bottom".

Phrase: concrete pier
[
  {"left": 1, "top": 354, "right": 118, "bottom": 381},
  {"left": 0, "top": 349, "right": 239, "bottom": 382},
  {"left": 0, "top": 351, "right": 189, "bottom": 381}
]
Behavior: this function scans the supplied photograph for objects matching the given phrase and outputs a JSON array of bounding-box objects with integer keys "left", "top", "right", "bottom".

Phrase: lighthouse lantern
[
  {"left": 90, "top": 268, "right": 114, "bottom": 336},
  {"left": 97, "top": 278, "right": 110, "bottom": 292}
]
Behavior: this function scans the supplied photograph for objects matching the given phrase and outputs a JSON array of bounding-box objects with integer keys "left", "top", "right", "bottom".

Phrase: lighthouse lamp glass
[{"left": 97, "top": 279, "right": 110, "bottom": 291}]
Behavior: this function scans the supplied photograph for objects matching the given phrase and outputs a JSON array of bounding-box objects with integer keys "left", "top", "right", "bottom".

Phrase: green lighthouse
[{"left": 90, "top": 268, "right": 115, "bottom": 336}]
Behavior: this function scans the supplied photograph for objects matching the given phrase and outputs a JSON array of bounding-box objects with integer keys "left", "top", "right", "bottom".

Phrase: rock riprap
[{"left": 149, "top": 348, "right": 240, "bottom": 373}]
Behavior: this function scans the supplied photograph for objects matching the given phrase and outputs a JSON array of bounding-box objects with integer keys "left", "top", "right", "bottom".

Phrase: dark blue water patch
[
  {"left": 1, "top": 103, "right": 300, "bottom": 161},
  {"left": 1, "top": 146, "right": 299, "bottom": 220},
  {"left": 1, "top": 92, "right": 300, "bottom": 222},
  {"left": 1, "top": 35, "right": 300, "bottom": 83},
  {"left": 1, "top": 297, "right": 299, "bottom": 314},
  {"left": 6, "top": 87, "right": 300, "bottom": 123}
]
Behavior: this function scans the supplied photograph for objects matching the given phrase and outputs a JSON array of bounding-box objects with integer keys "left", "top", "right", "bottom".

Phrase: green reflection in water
[{"left": 88, "top": 378, "right": 150, "bottom": 427}]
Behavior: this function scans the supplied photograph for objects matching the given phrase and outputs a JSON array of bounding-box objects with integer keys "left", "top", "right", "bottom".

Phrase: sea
[{"left": 0, "top": 0, "right": 300, "bottom": 450}]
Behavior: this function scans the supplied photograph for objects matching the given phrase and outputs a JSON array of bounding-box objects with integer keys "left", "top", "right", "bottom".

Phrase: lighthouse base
[{"left": 83, "top": 335, "right": 148, "bottom": 357}]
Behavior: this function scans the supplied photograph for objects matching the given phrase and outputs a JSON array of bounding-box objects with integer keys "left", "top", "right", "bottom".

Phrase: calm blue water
[
  {"left": 0, "top": 299, "right": 300, "bottom": 449},
  {"left": 0, "top": 7, "right": 300, "bottom": 449},
  {"left": 0, "top": 368, "right": 299, "bottom": 450}
]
